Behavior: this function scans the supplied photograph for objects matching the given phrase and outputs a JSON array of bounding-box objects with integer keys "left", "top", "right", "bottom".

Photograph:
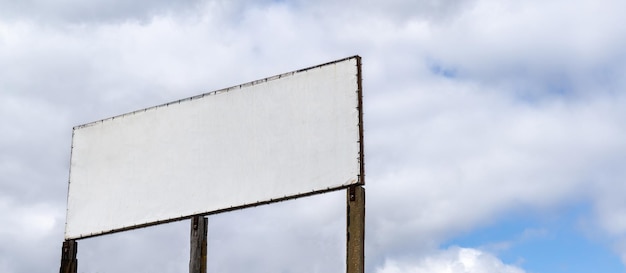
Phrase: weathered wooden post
[
  {"left": 59, "top": 240, "right": 77, "bottom": 273},
  {"left": 190, "top": 215, "right": 208, "bottom": 273},
  {"left": 347, "top": 185, "right": 365, "bottom": 273}
]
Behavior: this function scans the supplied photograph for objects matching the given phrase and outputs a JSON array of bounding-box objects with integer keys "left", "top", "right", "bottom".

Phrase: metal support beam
[
  {"left": 59, "top": 240, "right": 77, "bottom": 273},
  {"left": 347, "top": 185, "right": 365, "bottom": 273},
  {"left": 190, "top": 216, "right": 208, "bottom": 273}
]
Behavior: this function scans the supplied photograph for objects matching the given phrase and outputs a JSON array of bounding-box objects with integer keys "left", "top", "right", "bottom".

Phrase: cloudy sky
[{"left": 2, "top": 0, "right": 626, "bottom": 272}]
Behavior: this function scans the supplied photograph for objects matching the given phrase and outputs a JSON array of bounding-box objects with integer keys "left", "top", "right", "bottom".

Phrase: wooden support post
[
  {"left": 190, "top": 215, "right": 208, "bottom": 273},
  {"left": 347, "top": 185, "right": 365, "bottom": 273},
  {"left": 59, "top": 240, "right": 77, "bottom": 273}
]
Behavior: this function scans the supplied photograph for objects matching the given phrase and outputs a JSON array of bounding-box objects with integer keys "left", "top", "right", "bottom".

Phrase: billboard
[{"left": 65, "top": 56, "right": 363, "bottom": 240}]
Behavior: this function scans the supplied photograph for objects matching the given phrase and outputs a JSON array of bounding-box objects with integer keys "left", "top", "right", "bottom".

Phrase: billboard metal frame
[{"left": 59, "top": 55, "right": 365, "bottom": 273}]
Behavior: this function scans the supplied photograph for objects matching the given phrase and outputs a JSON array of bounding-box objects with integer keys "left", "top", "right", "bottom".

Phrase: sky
[{"left": 1, "top": 0, "right": 626, "bottom": 272}]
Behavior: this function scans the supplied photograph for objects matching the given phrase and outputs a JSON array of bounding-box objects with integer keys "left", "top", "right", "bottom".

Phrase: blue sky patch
[
  {"left": 428, "top": 62, "right": 457, "bottom": 79},
  {"left": 444, "top": 204, "right": 624, "bottom": 273}
]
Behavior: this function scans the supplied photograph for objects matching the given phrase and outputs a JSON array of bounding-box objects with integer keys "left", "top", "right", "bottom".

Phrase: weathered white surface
[{"left": 65, "top": 56, "right": 363, "bottom": 239}]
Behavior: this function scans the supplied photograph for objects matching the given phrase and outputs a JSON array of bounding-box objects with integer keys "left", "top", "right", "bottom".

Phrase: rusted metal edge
[
  {"left": 63, "top": 130, "right": 76, "bottom": 238},
  {"left": 65, "top": 182, "right": 363, "bottom": 240},
  {"left": 73, "top": 55, "right": 362, "bottom": 130},
  {"left": 355, "top": 56, "right": 365, "bottom": 185}
]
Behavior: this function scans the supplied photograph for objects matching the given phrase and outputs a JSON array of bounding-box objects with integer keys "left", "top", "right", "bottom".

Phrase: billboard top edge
[{"left": 73, "top": 55, "right": 361, "bottom": 131}]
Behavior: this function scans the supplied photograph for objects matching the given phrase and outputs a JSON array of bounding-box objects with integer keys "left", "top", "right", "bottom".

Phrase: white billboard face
[{"left": 65, "top": 56, "right": 363, "bottom": 239}]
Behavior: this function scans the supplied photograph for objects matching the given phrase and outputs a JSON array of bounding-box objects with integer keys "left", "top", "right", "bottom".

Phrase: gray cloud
[{"left": 0, "top": 0, "right": 204, "bottom": 24}]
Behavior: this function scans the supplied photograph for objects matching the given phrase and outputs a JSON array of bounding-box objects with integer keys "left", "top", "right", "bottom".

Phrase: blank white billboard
[{"left": 65, "top": 56, "right": 363, "bottom": 239}]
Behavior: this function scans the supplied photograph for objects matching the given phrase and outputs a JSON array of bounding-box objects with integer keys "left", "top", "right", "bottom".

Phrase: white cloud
[
  {"left": 416, "top": 0, "right": 626, "bottom": 95},
  {"left": 366, "top": 78, "right": 626, "bottom": 251},
  {"left": 376, "top": 247, "right": 525, "bottom": 273}
]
